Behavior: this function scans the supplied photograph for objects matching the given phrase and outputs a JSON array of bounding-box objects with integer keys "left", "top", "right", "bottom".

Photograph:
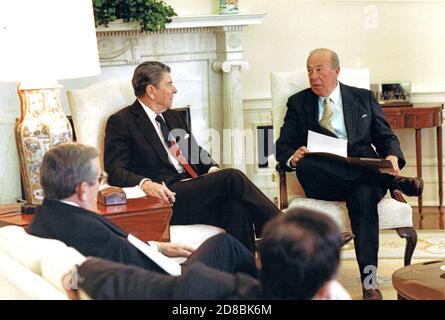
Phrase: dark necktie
[
  {"left": 155, "top": 115, "right": 198, "bottom": 178},
  {"left": 155, "top": 115, "right": 172, "bottom": 147}
]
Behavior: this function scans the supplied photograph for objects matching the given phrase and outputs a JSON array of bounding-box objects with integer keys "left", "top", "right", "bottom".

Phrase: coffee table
[{"left": 392, "top": 259, "right": 445, "bottom": 300}]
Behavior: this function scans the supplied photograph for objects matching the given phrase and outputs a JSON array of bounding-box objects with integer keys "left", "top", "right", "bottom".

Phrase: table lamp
[{"left": 0, "top": 0, "right": 101, "bottom": 212}]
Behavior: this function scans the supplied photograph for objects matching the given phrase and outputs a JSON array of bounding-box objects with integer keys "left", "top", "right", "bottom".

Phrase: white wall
[
  {"left": 241, "top": 0, "right": 445, "bottom": 98},
  {"left": 0, "top": 0, "right": 444, "bottom": 205}
]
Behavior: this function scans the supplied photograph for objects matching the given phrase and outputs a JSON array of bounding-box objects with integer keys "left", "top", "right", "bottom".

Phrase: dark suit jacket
[
  {"left": 29, "top": 199, "right": 164, "bottom": 273},
  {"left": 104, "top": 100, "right": 217, "bottom": 187},
  {"left": 276, "top": 83, "right": 405, "bottom": 169},
  {"left": 78, "top": 258, "right": 261, "bottom": 300}
]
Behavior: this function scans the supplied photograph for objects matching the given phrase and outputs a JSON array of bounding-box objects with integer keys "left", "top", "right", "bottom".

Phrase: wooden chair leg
[{"left": 395, "top": 227, "right": 417, "bottom": 266}]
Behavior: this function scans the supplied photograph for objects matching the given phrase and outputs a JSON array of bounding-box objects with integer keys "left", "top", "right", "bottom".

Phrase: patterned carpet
[{"left": 337, "top": 230, "right": 445, "bottom": 300}]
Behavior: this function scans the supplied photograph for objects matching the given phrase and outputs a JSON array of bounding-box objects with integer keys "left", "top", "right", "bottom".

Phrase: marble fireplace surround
[{"left": 95, "top": 13, "right": 266, "bottom": 171}]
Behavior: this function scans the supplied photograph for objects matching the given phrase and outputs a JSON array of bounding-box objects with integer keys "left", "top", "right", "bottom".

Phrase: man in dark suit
[
  {"left": 67, "top": 207, "right": 348, "bottom": 300},
  {"left": 276, "top": 48, "right": 423, "bottom": 300},
  {"left": 104, "top": 61, "right": 280, "bottom": 253},
  {"left": 29, "top": 143, "right": 257, "bottom": 278},
  {"left": 69, "top": 259, "right": 261, "bottom": 300}
]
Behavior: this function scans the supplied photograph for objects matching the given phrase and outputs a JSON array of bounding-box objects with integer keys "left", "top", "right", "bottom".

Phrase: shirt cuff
[
  {"left": 286, "top": 155, "right": 296, "bottom": 170},
  {"left": 147, "top": 241, "right": 159, "bottom": 252},
  {"left": 139, "top": 178, "right": 151, "bottom": 188}
]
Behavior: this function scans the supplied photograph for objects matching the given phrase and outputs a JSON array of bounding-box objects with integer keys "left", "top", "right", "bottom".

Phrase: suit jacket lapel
[
  {"left": 340, "top": 83, "right": 360, "bottom": 143},
  {"left": 130, "top": 100, "right": 174, "bottom": 168},
  {"left": 305, "top": 89, "right": 319, "bottom": 125},
  {"left": 163, "top": 110, "right": 201, "bottom": 173}
]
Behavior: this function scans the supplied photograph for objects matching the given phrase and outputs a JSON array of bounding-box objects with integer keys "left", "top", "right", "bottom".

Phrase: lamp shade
[{"left": 0, "top": 0, "right": 101, "bottom": 83}]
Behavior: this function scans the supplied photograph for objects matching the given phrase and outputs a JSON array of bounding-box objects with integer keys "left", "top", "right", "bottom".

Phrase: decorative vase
[
  {"left": 15, "top": 83, "right": 73, "bottom": 206},
  {"left": 219, "top": 0, "right": 238, "bottom": 14}
]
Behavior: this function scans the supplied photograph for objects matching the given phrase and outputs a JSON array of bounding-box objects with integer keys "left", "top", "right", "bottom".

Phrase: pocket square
[
  {"left": 184, "top": 133, "right": 190, "bottom": 140},
  {"left": 361, "top": 114, "right": 368, "bottom": 118}
]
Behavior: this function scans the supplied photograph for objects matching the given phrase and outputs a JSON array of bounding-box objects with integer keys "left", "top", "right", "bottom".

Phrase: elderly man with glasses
[{"left": 28, "top": 143, "right": 258, "bottom": 278}]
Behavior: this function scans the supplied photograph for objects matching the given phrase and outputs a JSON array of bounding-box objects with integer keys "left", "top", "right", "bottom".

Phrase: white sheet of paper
[
  {"left": 307, "top": 130, "right": 348, "bottom": 157},
  {"left": 127, "top": 234, "right": 182, "bottom": 276},
  {"left": 122, "top": 186, "right": 146, "bottom": 199}
]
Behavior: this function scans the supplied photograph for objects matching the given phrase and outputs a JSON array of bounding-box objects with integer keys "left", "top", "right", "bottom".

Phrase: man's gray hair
[
  {"left": 309, "top": 48, "right": 340, "bottom": 69},
  {"left": 40, "top": 142, "right": 99, "bottom": 200},
  {"left": 132, "top": 61, "right": 171, "bottom": 97}
]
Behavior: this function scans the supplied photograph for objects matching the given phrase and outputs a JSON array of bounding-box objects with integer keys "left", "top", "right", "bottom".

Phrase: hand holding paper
[
  {"left": 305, "top": 131, "right": 392, "bottom": 173},
  {"left": 127, "top": 234, "right": 182, "bottom": 276}
]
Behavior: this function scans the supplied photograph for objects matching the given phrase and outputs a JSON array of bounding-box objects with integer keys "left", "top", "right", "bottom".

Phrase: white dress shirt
[
  {"left": 318, "top": 83, "right": 347, "bottom": 140},
  {"left": 138, "top": 99, "right": 184, "bottom": 175}
]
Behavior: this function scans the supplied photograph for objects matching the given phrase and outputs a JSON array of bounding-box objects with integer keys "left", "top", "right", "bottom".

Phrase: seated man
[
  {"left": 104, "top": 61, "right": 281, "bottom": 252},
  {"left": 276, "top": 48, "right": 423, "bottom": 299},
  {"left": 68, "top": 207, "right": 349, "bottom": 300},
  {"left": 29, "top": 143, "right": 257, "bottom": 278}
]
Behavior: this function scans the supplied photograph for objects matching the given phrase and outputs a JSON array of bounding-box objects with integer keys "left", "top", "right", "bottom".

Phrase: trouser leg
[
  {"left": 215, "top": 200, "right": 256, "bottom": 253},
  {"left": 296, "top": 156, "right": 395, "bottom": 200},
  {"left": 296, "top": 156, "right": 388, "bottom": 285},
  {"left": 183, "top": 233, "right": 258, "bottom": 278},
  {"left": 345, "top": 184, "right": 385, "bottom": 285},
  {"left": 169, "top": 168, "right": 280, "bottom": 251}
]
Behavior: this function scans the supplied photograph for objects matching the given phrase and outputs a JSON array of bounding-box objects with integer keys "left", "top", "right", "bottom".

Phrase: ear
[
  {"left": 75, "top": 182, "right": 88, "bottom": 202},
  {"left": 146, "top": 84, "right": 157, "bottom": 99},
  {"left": 335, "top": 66, "right": 340, "bottom": 76}
]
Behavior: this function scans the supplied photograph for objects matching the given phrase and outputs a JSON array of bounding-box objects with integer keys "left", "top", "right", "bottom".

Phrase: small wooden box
[{"left": 97, "top": 187, "right": 127, "bottom": 206}]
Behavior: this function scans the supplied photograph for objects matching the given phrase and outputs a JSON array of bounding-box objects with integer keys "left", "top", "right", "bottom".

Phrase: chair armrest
[
  {"left": 390, "top": 190, "right": 407, "bottom": 203},
  {"left": 275, "top": 162, "right": 295, "bottom": 173},
  {"left": 275, "top": 163, "right": 289, "bottom": 210}
]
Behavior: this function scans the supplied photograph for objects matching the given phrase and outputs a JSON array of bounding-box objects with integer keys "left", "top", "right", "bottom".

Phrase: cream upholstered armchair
[
  {"left": 66, "top": 78, "right": 223, "bottom": 248},
  {"left": 271, "top": 67, "right": 417, "bottom": 266}
]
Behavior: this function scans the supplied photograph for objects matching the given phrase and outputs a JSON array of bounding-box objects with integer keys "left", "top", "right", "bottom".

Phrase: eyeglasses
[{"left": 96, "top": 172, "right": 108, "bottom": 186}]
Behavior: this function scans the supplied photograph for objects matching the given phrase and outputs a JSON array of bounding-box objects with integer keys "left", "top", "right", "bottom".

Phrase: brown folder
[{"left": 305, "top": 152, "right": 394, "bottom": 173}]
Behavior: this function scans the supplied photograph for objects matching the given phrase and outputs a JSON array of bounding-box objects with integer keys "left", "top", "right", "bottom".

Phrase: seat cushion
[
  {"left": 169, "top": 224, "right": 225, "bottom": 264},
  {"left": 0, "top": 226, "right": 71, "bottom": 275},
  {"left": 0, "top": 249, "right": 67, "bottom": 300},
  {"left": 287, "top": 196, "right": 412, "bottom": 231},
  {"left": 170, "top": 224, "right": 225, "bottom": 249}
]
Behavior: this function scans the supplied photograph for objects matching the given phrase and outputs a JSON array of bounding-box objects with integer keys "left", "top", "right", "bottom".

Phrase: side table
[
  {"left": 383, "top": 103, "right": 443, "bottom": 216},
  {"left": 0, "top": 197, "right": 172, "bottom": 242}
]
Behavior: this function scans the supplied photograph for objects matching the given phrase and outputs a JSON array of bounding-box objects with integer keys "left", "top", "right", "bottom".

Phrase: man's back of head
[{"left": 258, "top": 207, "right": 342, "bottom": 299}]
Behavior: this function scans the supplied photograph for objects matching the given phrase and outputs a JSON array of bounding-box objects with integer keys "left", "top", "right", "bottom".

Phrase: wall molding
[
  {"left": 243, "top": 84, "right": 445, "bottom": 106},
  {"left": 95, "top": 13, "right": 267, "bottom": 37}
]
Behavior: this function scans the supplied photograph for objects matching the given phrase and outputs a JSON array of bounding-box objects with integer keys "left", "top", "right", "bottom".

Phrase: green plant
[{"left": 93, "top": 0, "right": 177, "bottom": 32}]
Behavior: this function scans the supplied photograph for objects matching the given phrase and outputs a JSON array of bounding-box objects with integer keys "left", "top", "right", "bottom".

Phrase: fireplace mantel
[
  {"left": 95, "top": 13, "right": 266, "bottom": 171},
  {"left": 96, "top": 13, "right": 266, "bottom": 35}
]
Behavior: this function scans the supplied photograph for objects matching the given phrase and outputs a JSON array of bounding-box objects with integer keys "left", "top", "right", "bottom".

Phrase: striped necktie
[
  {"left": 320, "top": 97, "right": 336, "bottom": 135},
  {"left": 155, "top": 115, "right": 198, "bottom": 178}
]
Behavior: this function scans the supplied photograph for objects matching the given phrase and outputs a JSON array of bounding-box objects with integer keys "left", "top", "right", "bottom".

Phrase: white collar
[
  {"left": 60, "top": 200, "right": 80, "bottom": 207},
  {"left": 138, "top": 99, "right": 163, "bottom": 122},
  {"left": 327, "top": 82, "right": 341, "bottom": 105}
]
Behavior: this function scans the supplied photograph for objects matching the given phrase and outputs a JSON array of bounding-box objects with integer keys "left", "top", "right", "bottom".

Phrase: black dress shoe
[
  {"left": 362, "top": 288, "right": 383, "bottom": 300},
  {"left": 340, "top": 232, "right": 354, "bottom": 247},
  {"left": 391, "top": 176, "right": 424, "bottom": 197}
]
